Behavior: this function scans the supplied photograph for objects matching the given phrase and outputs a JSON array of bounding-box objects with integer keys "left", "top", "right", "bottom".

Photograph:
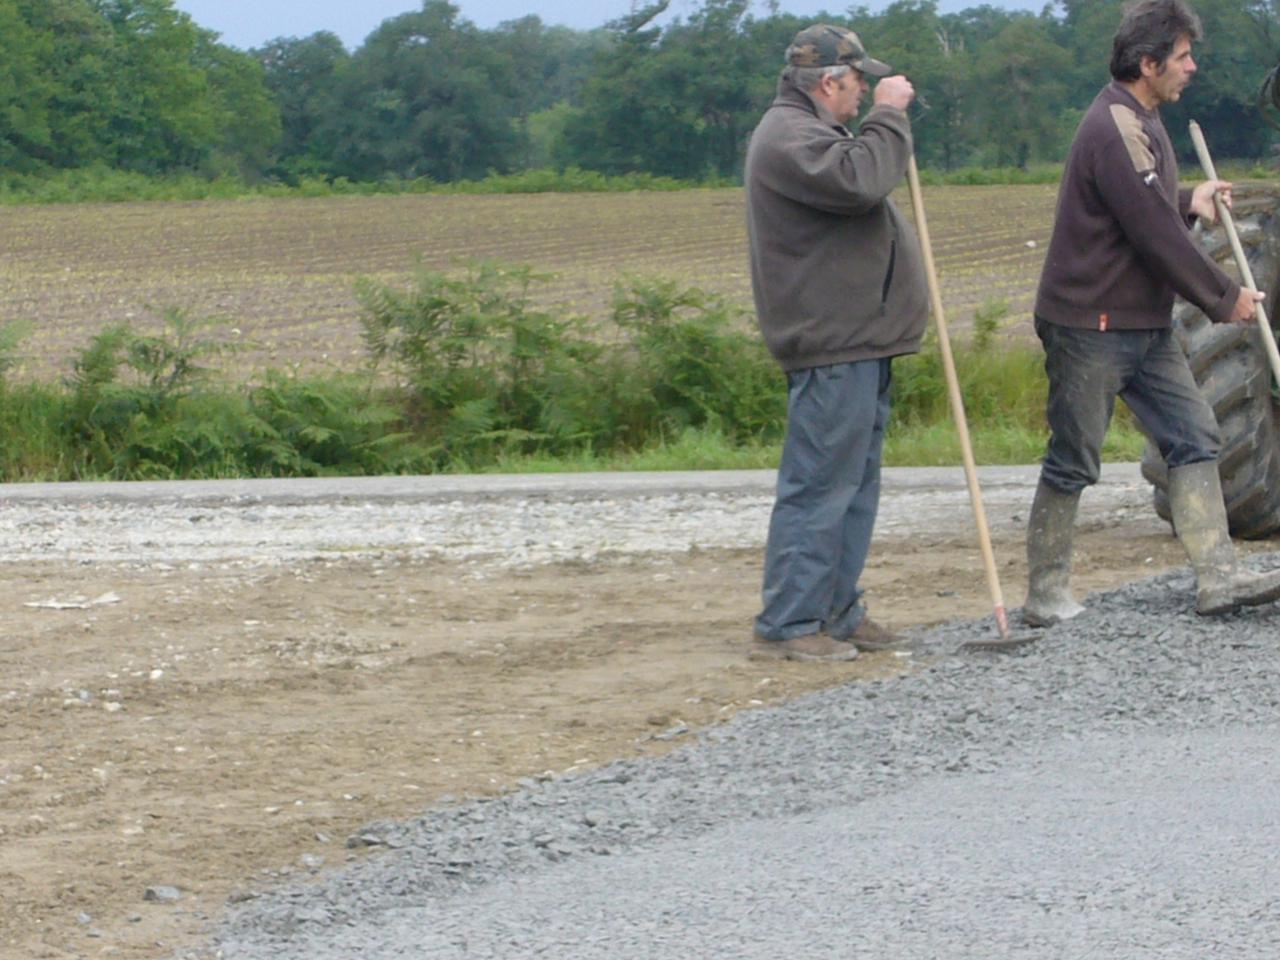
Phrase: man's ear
[{"left": 1139, "top": 54, "right": 1163, "bottom": 79}]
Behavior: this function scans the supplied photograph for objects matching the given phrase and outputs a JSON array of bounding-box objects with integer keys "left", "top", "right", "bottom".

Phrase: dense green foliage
[
  {"left": 0, "top": 0, "right": 279, "bottom": 176},
  {"left": 250, "top": 0, "right": 1280, "bottom": 181},
  {"left": 0, "top": 265, "right": 1148, "bottom": 480},
  {"left": 355, "top": 263, "right": 787, "bottom": 466},
  {"left": 3, "top": 0, "right": 1280, "bottom": 186},
  {"left": 0, "top": 166, "right": 718, "bottom": 204}
]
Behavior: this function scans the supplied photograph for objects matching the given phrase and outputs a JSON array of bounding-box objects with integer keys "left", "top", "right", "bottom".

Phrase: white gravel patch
[{"left": 0, "top": 464, "right": 1154, "bottom": 569}]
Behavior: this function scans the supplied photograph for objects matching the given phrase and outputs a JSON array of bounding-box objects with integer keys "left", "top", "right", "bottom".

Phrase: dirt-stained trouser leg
[
  {"left": 1023, "top": 480, "right": 1086, "bottom": 627},
  {"left": 1028, "top": 317, "right": 1122, "bottom": 628},
  {"left": 1168, "top": 461, "right": 1280, "bottom": 615}
]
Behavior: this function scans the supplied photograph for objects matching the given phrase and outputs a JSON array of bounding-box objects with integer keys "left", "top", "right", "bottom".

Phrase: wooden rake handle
[
  {"left": 905, "top": 155, "right": 1010, "bottom": 641},
  {"left": 1188, "top": 120, "right": 1280, "bottom": 389}
]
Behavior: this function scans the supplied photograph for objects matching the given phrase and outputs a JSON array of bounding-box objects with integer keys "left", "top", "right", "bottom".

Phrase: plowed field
[{"left": 0, "top": 185, "right": 1057, "bottom": 380}]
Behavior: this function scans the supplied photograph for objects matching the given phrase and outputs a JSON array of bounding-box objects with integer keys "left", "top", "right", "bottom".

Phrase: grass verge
[{"left": 0, "top": 270, "right": 1149, "bottom": 481}]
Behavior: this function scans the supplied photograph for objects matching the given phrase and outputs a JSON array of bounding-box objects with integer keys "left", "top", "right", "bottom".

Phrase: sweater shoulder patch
[{"left": 1108, "top": 103, "right": 1155, "bottom": 174}]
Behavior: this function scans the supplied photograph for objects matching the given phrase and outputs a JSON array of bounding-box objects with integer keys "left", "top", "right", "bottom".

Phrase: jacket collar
[
  {"left": 772, "top": 75, "right": 851, "bottom": 134},
  {"left": 1107, "top": 79, "right": 1158, "bottom": 119}
]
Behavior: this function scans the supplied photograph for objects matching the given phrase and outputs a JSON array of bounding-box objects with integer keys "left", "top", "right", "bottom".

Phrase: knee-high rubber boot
[
  {"left": 1168, "top": 461, "right": 1280, "bottom": 615},
  {"left": 1024, "top": 480, "right": 1086, "bottom": 627}
]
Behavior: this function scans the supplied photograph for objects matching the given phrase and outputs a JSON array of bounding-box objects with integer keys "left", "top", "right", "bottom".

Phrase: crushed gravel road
[
  {"left": 208, "top": 564, "right": 1280, "bottom": 960},
  {"left": 73, "top": 465, "right": 1268, "bottom": 960}
]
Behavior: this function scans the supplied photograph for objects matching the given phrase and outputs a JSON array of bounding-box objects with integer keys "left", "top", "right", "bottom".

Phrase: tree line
[{"left": 3, "top": 0, "right": 1280, "bottom": 186}]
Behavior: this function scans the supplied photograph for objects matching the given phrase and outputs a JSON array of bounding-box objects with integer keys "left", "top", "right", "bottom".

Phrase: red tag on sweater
[{"left": 1099, "top": 313, "right": 1109, "bottom": 332}]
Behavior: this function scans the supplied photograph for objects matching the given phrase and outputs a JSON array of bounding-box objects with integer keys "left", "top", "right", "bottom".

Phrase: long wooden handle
[
  {"left": 905, "top": 155, "right": 1009, "bottom": 640},
  {"left": 1188, "top": 120, "right": 1280, "bottom": 388}
]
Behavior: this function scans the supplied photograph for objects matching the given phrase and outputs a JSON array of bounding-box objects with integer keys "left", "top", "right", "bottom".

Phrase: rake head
[{"left": 961, "top": 628, "right": 1042, "bottom": 652}]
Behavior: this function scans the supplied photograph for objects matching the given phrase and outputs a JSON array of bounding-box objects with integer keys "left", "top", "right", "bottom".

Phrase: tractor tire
[{"left": 1140, "top": 185, "right": 1280, "bottom": 539}]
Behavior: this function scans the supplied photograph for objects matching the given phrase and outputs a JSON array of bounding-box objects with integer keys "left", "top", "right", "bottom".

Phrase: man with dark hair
[
  {"left": 745, "top": 24, "right": 927, "bottom": 661},
  {"left": 1025, "top": 0, "right": 1280, "bottom": 625},
  {"left": 1109, "top": 0, "right": 1201, "bottom": 82}
]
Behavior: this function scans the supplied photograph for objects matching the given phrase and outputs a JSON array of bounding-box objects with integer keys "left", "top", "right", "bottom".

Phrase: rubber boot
[
  {"left": 1168, "top": 461, "right": 1280, "bottom": 615},
  {"left": 1024, "top": 480, "right": 1086, "bottom": 627}
]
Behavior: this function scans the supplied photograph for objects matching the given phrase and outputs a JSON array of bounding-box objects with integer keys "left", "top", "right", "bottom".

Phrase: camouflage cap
[{"left": 785, "top": 24, "right": 891, "bottom": 77}]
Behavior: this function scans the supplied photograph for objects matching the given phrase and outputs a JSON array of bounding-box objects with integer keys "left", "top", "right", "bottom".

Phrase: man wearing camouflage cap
[{"left": 747, "top": 24, "right": 927, "bottom": 661}]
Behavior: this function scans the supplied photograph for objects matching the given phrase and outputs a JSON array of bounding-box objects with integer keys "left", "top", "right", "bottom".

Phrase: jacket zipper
[{"left": 881, "top": 239, "right": 897, "bottom": 305}]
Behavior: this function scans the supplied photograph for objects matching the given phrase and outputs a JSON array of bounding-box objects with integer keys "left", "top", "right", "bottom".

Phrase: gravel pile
[{"left": 207, "top": 554, "right": 1280, "bottom": 960}]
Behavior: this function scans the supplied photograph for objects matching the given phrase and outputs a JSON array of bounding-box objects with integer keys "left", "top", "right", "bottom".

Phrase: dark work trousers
[
  {"left": 1035, "top": 317, "right": 1220, "bottom": 494},
  {"left": 755, "top": 358, "right": 892, "bottom": 642}
]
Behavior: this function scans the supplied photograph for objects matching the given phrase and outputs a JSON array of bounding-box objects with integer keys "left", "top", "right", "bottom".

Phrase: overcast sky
[{"left": 170, "top": 0, "right": 1049, "bottom": 51}]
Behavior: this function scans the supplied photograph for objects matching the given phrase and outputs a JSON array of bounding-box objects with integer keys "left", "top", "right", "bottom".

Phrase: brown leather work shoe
[
  {"left": 847, "top": 618, "right": 907, "bottom": 652},
  {"left": 753, "top": 633, "right": 859, "bottom": 662}
]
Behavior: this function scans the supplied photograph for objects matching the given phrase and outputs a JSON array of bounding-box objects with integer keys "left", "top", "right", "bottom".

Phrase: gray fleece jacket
[{"left": 744, "top": 77, "right": 928, "bottom": 373}]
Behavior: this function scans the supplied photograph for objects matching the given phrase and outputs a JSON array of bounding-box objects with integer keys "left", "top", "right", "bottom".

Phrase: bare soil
[{"left": 5, "top": 513, "right": 1271, "bottom": 960}]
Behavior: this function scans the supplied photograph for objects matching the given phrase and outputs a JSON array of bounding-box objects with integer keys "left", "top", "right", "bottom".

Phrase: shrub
[
  {"left": 62, "top": 310, "right": 251, "bottom": 477},
  {"left": 610, "top": 276, "right": 784, "bottom": 445},
  {"left": 892, "top": 297, "right": 1046, "bottom": 434},
  {"left": 357, "top": 261, "right": 609, "bottom": 465},
  {"left": 248, "top": 371, "right": 421, "bottom": 476}
]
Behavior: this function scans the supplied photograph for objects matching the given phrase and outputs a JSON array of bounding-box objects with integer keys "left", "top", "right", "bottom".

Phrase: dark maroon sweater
[{"left": 1035, "top": 81, "right": 1238, "bottom": 330}]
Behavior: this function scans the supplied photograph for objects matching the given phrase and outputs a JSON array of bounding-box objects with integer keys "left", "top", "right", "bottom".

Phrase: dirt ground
[{"left": 2, "top": 519, "right": 1274, "bottom": 960}]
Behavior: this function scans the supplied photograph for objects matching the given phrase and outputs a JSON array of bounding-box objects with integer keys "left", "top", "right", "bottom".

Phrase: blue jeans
[
  {"left": 755, "top": 359, "right": 892, "bottom": 642},
  {"left": 1036, "top": 317, "right": 1220, "bottom": 493}
]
